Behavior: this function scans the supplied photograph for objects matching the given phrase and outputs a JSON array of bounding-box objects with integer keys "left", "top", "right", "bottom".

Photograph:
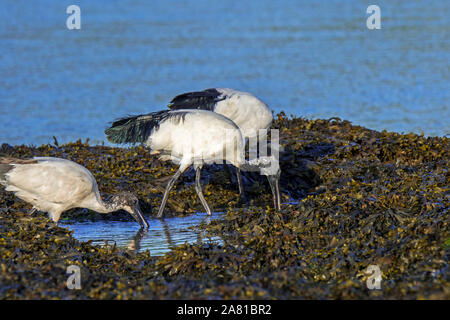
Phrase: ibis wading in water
[
  {"left": 105, "top": 109, "right": 281, "bottom": 217},
  {"left": 0, "top": 157, "right": 149, "bottom": 229},
  {"left": 167, "top": 88, "right": 273, "bottom": 197}
]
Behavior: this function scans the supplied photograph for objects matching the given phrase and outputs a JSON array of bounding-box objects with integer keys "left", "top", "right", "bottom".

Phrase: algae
[{"left": 0, "top": 113, "right": 448, "bottom": 299}]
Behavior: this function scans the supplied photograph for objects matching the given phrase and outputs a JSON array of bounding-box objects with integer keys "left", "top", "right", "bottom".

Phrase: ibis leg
[
  {"left": 195, "top": 167, "right": 212, "bottom": 215},
  {"left": 236, "top": 167, "right": 247, "bottom": 202},
  {"left": 157, "top": 168, "right": 184, "bottom": 218}
]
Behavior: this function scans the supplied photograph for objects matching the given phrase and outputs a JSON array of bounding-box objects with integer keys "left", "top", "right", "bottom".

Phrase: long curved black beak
[
  {"left": 267, "top": 174, "right": 281, "bottom": 211},
  {"left": 131, "top": 205, "right": 149, "bottom": 230}
]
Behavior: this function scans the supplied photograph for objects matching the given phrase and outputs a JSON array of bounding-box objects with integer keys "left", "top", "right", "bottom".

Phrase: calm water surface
[
  {"left": 61, "top": 212, "right": 223, "bottom": 255},
  {"left": 0, "top": 0, "right": 448, "bottom": 145}
]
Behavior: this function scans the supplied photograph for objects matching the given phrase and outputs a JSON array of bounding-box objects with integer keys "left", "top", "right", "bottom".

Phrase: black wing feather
[
  {"left": 105, "top": 110, "right": 189, "bottom": 144},
  {"left": 168, "top": 88, "right": 225, "bottom": 111}
]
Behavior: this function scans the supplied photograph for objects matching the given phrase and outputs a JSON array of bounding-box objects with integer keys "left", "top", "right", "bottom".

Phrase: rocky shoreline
[{"left": 0, "top": 113, "right": 448, "bottom": 299}]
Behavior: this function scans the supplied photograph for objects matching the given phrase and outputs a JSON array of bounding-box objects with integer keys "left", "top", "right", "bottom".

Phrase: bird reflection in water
[
  {"left": 126, "top": 228, "right": 148, "bottom": 251},
  {"left": 126, "top": 215, "right": 214, "bottom": 253}
]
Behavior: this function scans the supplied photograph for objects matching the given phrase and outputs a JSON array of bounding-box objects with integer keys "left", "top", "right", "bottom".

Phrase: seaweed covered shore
[{"left": 0, "top": 113, "right": 448, "bottom": 299}]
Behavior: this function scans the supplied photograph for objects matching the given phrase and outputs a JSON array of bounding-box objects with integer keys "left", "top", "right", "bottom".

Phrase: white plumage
[
  {"left": 105, "top": 109, "right": 281, "bottom": 217},
  {"left": 0, "top": 157, "right": 148, "bottom": 228},
  {"left": 150, "top": 111, "right": 244, "bottom": 168},
  {"left": 168, "top": 88, "right": 273, "bottom": 140},
  {"left": 168, "top": 88, "right": 274, "bottom": 196}
]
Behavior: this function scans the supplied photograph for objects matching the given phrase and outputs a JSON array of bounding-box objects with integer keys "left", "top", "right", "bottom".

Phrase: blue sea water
[{"left": 0, "top": 0, "right": 448, "bottom": 146}]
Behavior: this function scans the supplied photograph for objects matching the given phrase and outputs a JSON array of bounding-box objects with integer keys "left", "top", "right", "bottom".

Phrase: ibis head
[
  {"left": 243, "top": 155, "right": 281, "bottom": 211},
  {"left": 263, "top": 169, "right": 281, "bottom": 211},
  {"left": 108, "top": 192, "right": 149, "bottom": 229},
  {"left": 260, "top": 159, "right": 281, "bottom": 212}
]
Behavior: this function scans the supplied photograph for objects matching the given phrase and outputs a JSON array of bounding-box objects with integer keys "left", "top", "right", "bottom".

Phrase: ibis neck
[
  {"left": 239, "top": 161, "right": 258, "bottom": 173},
  {"left": 83, "top": 193, "right": 118, "bottom": 214},
  {"left": 99, "top": 199, "right": 121, "bottom": 213},
  {"left": 239, "top": 158, "right": 265, "bottom": 173}
]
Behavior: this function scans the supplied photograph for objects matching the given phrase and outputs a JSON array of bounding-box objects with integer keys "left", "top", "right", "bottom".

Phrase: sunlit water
[
  {"left": 0, "top": 0, "right": 448, "bottom": 146},
  {"left": 61, "top": 212, "right": 224, "bottom": 255}
]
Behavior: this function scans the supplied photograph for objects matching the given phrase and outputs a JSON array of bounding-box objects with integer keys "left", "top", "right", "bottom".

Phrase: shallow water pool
[{"left": 61, "top": 212, "right": 224, "bottom": 256}]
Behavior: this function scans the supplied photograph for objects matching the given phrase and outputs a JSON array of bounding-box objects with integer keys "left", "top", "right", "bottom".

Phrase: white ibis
[
  {"left": 105, "top": 109, "right": 281, "bottom": 217},
  {"left": 167, "top": 88, "right": 274, "bottom": 197},
  {"left": 0, "top": 157, "right": 148, "bottom": 229}
]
